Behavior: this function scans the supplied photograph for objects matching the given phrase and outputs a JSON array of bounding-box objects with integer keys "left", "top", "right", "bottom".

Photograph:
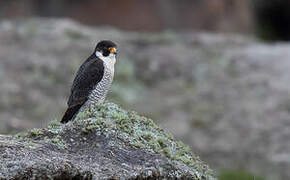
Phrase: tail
[{"left": 61, "top": 104, "right": 83, "bottom": 123}]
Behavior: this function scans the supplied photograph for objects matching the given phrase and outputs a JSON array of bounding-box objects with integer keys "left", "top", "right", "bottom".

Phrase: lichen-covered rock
[{"left": 0, "top": 102, "right": 215, "bottom": 180}]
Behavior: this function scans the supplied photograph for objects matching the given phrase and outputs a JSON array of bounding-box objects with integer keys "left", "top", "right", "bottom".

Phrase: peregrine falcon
[{"left": 61, "top": 40, "right": 117, "bottom": 123}]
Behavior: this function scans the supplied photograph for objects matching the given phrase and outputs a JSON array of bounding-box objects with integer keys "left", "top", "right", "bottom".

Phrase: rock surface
[{"left": 0, "top": 102, "right": 214, "bottom": 180}]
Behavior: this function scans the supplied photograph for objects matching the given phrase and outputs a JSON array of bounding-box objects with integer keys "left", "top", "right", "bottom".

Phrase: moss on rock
[{"left": 74, "top": 102, "right": 213, "bottom": 178}]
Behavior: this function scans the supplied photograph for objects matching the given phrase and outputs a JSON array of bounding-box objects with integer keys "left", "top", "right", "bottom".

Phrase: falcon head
[{"left": 95, "top": 40, "right": 118, "bottom": 57}]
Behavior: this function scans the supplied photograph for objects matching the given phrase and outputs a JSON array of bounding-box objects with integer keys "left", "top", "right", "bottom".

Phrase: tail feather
[{"left": 61, "top": 104, "right": 83, "bottom": 123}]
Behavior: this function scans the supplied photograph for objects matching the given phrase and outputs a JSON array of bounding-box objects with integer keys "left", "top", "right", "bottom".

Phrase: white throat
[{"left": 95, "top": 51, "right": 116, "bottom": 72}]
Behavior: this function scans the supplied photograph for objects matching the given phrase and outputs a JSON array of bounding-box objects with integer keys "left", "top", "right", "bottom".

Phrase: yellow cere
[{"left": 108, "top": 47, "right": 117, "bottom": 54}]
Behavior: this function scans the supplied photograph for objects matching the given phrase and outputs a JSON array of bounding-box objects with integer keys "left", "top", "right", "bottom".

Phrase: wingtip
[
  {"left": 60, "top": 112, "right": 71, "bottom": 124},
  {"left": 60, "top": 104, "right": 83, "bottom": 124}
]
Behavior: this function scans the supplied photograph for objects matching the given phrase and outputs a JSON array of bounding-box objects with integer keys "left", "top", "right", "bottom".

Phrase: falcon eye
[{"left": 102, "top": 49, "right": 110, "bottom": 57}]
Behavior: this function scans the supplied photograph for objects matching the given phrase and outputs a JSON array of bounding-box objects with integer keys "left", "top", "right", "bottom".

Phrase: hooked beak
[{"left": 108, "top": 47, "right": 117, "bottom": 55}]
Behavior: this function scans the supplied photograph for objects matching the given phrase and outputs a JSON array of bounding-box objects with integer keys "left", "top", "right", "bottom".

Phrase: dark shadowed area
[{"left": 0, "top": 1, "right": 289, "bottom": 180}]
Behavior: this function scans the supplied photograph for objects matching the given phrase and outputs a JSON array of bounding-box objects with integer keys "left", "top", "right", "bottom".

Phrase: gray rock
[{"left": 0, "top": 102, "right": 215, "bottom": 180}]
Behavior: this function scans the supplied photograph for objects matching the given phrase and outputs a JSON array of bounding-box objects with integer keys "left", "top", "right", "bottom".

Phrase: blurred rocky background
[
  {"left": 1, "top": 0, "right": 290, "bottom": 41},
  {"left": 0, "top": 1, "right": 290, "bottom": 180}
]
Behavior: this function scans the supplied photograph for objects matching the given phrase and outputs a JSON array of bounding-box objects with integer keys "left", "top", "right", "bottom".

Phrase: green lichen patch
[
  {"left": 80, "top": 118, "right": 111, "bottom": 135},
  {"left": 75, "top": 102, "right": 213, "bottom": 178},
  {"left": 48, "top": 135, "right": 67, "bottom": 149},
  {"left": 14, "top": 121, "right": 67, "bottom": 149},
  {"left": 47, "top": 119, "right": 63, "bottom": 134},
  {"left": 15, "top": 128, "right": 45, "bottom": 139},
  {"left": 29, "top": 128, "right": 44, "bottom": 137}
]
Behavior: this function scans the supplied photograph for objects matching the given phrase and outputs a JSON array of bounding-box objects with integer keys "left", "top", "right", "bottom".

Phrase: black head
[{"left": 95, "top": 40, "right": 118, "bottom": 57}]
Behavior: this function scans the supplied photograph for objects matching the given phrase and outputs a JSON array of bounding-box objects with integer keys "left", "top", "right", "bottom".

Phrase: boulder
[{"left": 0, "top": 102, "right": 215, "bottom": 180}]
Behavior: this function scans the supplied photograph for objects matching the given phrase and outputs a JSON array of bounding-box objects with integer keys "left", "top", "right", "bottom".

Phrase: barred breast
[{"left": 86, "top": 64, "right": 114, "bottom": 106}]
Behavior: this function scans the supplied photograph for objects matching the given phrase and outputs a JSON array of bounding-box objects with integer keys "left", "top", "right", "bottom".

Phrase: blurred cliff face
[
  {"left": 0, "top": 0, "right": 251, "bottom": 32},
  {"left": 2, "top": 0, "right": 290, "bottom": 41}
]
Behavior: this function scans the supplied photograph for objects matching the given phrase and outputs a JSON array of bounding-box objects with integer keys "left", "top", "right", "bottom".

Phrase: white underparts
[{"left": 95, "top": 51, "right": 116, "bottom": 75}]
